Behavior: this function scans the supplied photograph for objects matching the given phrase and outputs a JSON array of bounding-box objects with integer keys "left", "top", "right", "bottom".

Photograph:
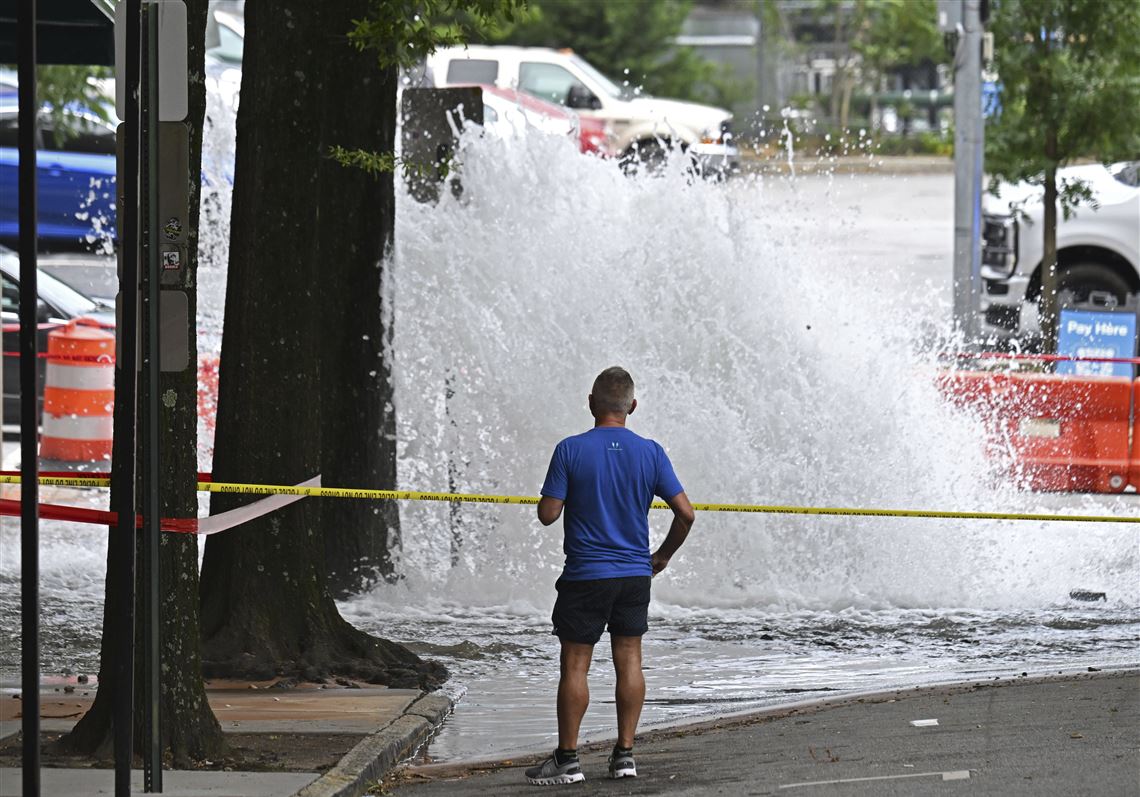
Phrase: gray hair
[{"left": 591, "top": 366, "right": 635, "bottom": 413}]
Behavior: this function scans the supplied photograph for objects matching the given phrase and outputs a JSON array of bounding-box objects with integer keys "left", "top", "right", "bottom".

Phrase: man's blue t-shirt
[{"left": 541, "top": 427, "right": 684, "bottom": 581}]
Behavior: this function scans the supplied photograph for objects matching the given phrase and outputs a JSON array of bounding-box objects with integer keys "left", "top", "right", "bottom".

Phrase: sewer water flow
[{"left": 0, "top": 106, "right": 1136, "bottom": 765}]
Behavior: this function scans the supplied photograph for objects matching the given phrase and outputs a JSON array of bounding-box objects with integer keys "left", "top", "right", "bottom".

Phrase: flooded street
[{"left": 342, "top": 592, "right": 1140, "bottom": 762}]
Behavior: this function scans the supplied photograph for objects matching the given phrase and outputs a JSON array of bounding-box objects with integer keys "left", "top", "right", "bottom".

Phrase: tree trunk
[
  {"left": 65, "top": 0, "right": 226, "bottom": 764},
  {"left": 901, "top": 70, "right": 912, "bottom": 138},
  {"left": 839, "top": 73, "right": 853, "bottom": 131},
  {"left": 199, "top": 0, "right": 444, "bottom": 689},
  {"left": 317, "top": 3, "right": 401, "bottom": 598},
  {"left": 1040, "top": 162, "right": 1060, "bottom": 351},
  {"left": 828, "top": 5, "right": 843, "bottom": 123}
]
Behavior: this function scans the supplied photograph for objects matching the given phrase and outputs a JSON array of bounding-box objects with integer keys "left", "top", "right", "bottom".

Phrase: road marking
[{"left": 778, "top": 770, "right": 971, "bottom": 789}]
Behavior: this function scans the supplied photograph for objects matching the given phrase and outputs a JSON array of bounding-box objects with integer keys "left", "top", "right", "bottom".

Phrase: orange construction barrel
[{"left": 39, "top": 319, "right": 116, "bottom": 462}]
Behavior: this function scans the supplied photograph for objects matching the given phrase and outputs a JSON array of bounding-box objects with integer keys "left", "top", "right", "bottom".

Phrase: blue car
[{"left": 0, "top": 87, "right": 118, "bottom": 252}]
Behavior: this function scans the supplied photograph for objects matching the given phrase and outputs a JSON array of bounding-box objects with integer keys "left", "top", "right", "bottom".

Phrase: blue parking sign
[
  {"left": 1056, "top": 308, "right": 1138, "bottom": 377},
  {"left": 982, "top": 81, "right": 1002, "bottom": 118}
]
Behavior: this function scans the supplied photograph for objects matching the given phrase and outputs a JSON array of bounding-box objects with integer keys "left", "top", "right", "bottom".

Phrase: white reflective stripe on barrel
[
  {"left": 45, "top": 362, "right": 115, "bottom": 391},
  {"left": 42, "top": 414, "right": 115, "bottom": 441}
]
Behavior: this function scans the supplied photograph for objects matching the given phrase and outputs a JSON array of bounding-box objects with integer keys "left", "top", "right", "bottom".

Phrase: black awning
[{"left": 0, "top": 0, "right": 115, "bottom": 66}]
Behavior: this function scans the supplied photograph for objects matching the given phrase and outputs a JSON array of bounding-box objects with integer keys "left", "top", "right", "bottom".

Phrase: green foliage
[
  {"left": 873, "top": 130, "right": 952, "bottom": 156},
  {"left": 348, "top": 0, "right": 527, "bottom": 68},
  {"left": 985, "top": 0, "right": 1140, "bottom": 207},
  {"left": 856, "top": 0, "right": 945, "bottom": 80},
  {"left": 340, "top": 0, "right": 523, "bottom": 179},
  {"left": 490, "top": 0, "right": 732, "bottom": 105},
  {"left": 2, "top": 65, "right": 114, "bottom": 144},
  {"left": 765, "top": 0, "right": 945, "bottom": 129},
  {"left": 328, "top": 144, "right": 453, "bottom": 181}
]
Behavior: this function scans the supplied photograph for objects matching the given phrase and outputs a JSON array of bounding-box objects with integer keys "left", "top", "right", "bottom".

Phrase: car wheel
[
  {"left": 1056, "top": 262, "right": 1135, "bottom": 307},
  {"left": 621, "top": 139, "right": 668, "bottom": 176}
]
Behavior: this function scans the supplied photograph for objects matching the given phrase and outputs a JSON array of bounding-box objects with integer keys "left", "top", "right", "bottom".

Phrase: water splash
[
  {"left": 781, "top": 116, "right": 795, "bottom": 177},
  {"left": 373, "top": 128, "right": 1138, "bottom": 614}
]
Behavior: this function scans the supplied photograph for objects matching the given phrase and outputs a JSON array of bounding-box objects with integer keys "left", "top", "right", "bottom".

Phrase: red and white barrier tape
[
  {"left": 2, "top": 350, "right": 116, "bottom": 362},
  {"left": 0, "top": 475, "right": 319, "bottom": 536},
  {"left": 942, "top": 351, "right": 1140, "bottom": 365}
]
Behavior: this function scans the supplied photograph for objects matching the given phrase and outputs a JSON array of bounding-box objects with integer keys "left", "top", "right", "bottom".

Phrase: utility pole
[
  {"left": 17, "top": 0, "right": 41, "bottom": 790},
  {"left": 945, "top": 0, "right": 985, "bottom": 344}
]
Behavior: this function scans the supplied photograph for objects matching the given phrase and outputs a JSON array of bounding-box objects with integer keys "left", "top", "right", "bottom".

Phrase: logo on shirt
[{"left": 608, "top": 441, "right": 622, "bottom": 452}]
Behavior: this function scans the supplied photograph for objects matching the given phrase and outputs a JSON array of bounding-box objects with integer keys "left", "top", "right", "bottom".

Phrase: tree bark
[
  {"left": 317, "top": 3, "right": 401, "bottom": 597},
  {"left": 65, "top": 0, "right": 226, "bottom": 764},
  {"left": 199, "top": 0, "right": 444, "bottom": 689}
]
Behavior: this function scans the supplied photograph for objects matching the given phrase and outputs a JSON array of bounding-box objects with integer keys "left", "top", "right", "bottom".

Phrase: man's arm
[
  {"left": 538, "top": 496, "right": 564, "bottom": 526},
  {"left": 651, "top": 491, "right": 695, "bottom": 575}
]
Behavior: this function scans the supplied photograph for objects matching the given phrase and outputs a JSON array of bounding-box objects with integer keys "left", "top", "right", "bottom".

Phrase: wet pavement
[
  {"left": 3, "top": 670, "right": 1135, "bottom": 795},
  {"left": 383, "top": 670, "right": 1139, "bottom": 797},
  {"left": 0, "top": 681, "right": 452, "bottom": 797}
]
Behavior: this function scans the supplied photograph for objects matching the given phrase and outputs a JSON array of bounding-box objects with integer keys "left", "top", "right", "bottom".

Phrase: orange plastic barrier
[
  {"left": 39, "top": 320, "right": 116, "bottom": 462},
  {"left": 198, "top": 355, "right": 219, "bottom": 433},
  {"left": 939, "top": 371, "right": 1133, "bottom": 494},
  {"left": 1132, "top": 378, "right": 1140, "bottom": 491}
]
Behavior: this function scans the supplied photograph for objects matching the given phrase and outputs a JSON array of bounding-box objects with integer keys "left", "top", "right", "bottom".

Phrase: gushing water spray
[{"left": 383, "top": 128, "right": 1137, "bottom": 612}]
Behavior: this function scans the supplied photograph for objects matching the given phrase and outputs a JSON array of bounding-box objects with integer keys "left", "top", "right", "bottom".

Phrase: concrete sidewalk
[
  {"left": 383, "top": 670, "right": 1139, "bottom": 796},
  {"left": 2, "top": 671, "right": 1136, "bottom": 795},
  {"left": 0, "top": 680, "right": 453, "bottom": 797}
]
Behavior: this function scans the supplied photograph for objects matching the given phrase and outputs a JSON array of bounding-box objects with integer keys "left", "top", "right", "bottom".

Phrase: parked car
[
  {"left": 0, "top": 84, "right": 118, "bottom": 252},
  {"left": 1, "top": 245, "right": 115, "bottom": 430},
  {"left": 476, "top": 84, "right": 615, "bottom": 156},
  {"left": 979, "top": 161, "right": 1140, "bottom": 344},
  {"left": 424, "top": 45, "right": 739, "bottom": 175}
]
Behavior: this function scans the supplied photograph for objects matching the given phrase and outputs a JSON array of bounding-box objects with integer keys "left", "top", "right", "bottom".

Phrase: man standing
[{"left": 525, "top": 366, "right": 695, "bottom": 786}]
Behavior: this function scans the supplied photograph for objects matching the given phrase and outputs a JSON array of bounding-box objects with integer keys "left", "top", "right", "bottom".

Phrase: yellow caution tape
[
  {"left": 3, "top": 474, "right": 1136, "bottom": 524},
  {"left": 1, "top": 475, "right": 112, "bottom": 489}
]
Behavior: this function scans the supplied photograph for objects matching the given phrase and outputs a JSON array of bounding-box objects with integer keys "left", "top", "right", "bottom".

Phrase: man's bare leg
[
  {"left": 611, "top": 635, "right": 645, "bottom": 748},
  {"left": 557, "top": 640, "right": 595, "bottom": 750}
]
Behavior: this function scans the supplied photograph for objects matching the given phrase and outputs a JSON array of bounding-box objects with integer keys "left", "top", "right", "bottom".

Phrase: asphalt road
[{"left": 386, "top": 671, "right": 1139, "bottom": 796}]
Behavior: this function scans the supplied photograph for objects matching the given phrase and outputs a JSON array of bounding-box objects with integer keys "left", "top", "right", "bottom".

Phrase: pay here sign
[{"left": 1056, "top": 309, "right": 1138, "bottom": 378}]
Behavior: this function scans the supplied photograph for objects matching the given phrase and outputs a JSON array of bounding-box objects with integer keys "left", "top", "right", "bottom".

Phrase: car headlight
[
  {"left": 981, "top": 213, "right": 1018, "bottom": 278},
  {"left": 699, "top": 120, "right": 733, "bottom": 146}
]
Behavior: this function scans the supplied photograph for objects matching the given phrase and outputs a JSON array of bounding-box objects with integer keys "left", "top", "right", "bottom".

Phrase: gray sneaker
[
  {"left": 607, "top": 749, "right": 637, "bottom": 779},
  {"left": 525, "top": 752, "right": 585, "bottom": 785}
]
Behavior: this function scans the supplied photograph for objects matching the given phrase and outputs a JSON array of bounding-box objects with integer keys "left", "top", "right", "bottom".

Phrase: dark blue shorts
[{"left": 551, "top": 576, "right": 651, "bottom": 644}]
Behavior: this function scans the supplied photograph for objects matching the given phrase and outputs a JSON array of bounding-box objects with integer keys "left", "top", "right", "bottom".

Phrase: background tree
[
  {"left": 25, "top": 65, "right": 114, "bottom": 143},
  {"left": 66, "top": 0, "right": 227, "bottom": 763},
  {"left": 986, "top": 0, "right": 1140, "bottom": 348},
  {"left": 198, "top": 0, "right": 448, "bottom": 685},
  {"left": 823, "top": 0, "right": 868, "bottom": 132},
  {"left": 855, "top": 0, "right": 944, "bottom": 135},
  {"left": 489, "top": 0, "right": 735, "bottom": 106}
]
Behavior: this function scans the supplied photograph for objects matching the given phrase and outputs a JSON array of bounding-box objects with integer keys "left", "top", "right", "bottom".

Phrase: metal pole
[
  {"left": 142, "top": 0, "right": 163, "bottom": 790},
  {"left": 112, "top": 0, "right": 142, "bottom": 793},
  {"left": 16, "top": 0, "right": 40, "bottom": 792},
  {"left": 952, "top": 0, "right": 985, "bottom": 343}
]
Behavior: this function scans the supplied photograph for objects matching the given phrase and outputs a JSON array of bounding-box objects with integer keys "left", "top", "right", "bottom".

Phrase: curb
[
  {"left": 293, "top": 692, "right": 454, "bottom": 797},
  {"left": 740, "top": 155, "right": 954, "bottom": 176}
]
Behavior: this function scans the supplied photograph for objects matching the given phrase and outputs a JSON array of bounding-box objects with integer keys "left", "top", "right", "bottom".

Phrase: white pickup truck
[
  {"left": 979, "top": 161, "right": 1140, "bottom": 343},
  {"left": 423, "top": 45, "right": 740, "bottom": 175}
]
